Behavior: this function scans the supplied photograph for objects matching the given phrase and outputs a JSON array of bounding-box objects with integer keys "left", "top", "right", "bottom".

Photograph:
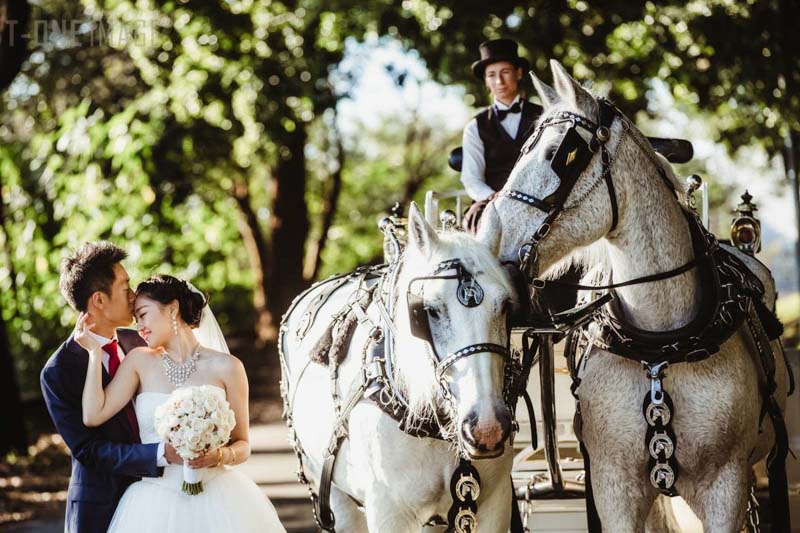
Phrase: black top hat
[{"left": 471, "top": 38, "right": 530, "bottom": 79}]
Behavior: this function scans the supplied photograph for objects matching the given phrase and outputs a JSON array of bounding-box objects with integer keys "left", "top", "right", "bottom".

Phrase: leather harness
[
  {"left": 280, "top": 255, "right": 534, "bottom": 533},
  {"left": 499, "top": 97, "right": 792, "bottom": 532}
]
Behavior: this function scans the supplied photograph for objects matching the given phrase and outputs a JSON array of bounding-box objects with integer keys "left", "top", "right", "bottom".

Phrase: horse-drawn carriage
[{"left": 279, "top": 61, "right": 798, "bottom": 533}]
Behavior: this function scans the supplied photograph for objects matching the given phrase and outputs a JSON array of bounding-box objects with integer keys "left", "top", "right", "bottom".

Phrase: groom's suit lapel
[{"left": 65, "top": 334, "right": 136, "bottom": 440}]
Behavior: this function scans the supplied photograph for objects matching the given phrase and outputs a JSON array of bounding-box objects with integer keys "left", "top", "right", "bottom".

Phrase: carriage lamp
[
  {"left": 685, "top": 174, "right": 702, "bottom": 210},
  {"left": 730, "top": 190, "right": 761, "bottom": 255}
]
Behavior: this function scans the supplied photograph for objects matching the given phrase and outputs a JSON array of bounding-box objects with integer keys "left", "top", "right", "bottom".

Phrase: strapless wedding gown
[{"left": 108, "top": 390, "right": 286, "bottom": 533}]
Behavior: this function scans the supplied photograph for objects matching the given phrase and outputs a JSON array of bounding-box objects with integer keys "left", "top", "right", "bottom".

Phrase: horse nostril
[
  {"left": 460, "top": 406, "right": 513, "bottom": 453},
  {"left": 496, "top": 406, "right": 512, "bottom": 443},
  {"left": 461, "top": 412, "right": 480, "bottom": 447}
]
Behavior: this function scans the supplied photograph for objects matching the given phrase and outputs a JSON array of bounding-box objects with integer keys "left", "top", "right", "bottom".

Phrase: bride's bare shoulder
[{"left": 201, "top": 347, "right": 245, "bottom": 373}]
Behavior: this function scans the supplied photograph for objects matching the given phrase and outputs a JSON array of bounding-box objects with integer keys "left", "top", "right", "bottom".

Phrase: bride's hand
[
  {"left": 74, "top": 312, "right": 103, "bottom": 355},
  {"left": 187, "top": 448, "right": 223, "bottom": 469}
]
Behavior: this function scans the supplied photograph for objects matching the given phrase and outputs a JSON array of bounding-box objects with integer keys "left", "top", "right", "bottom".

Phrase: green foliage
[
  {"left": 2, "top": 0, "right": 798, "bottom": 398},
  {"left": 1, "top": 0, "right": 384, "bottom": 393}
]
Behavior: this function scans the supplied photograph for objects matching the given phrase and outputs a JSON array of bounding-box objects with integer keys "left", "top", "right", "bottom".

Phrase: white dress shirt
[
  {"left": 460, "top": 95, "right": 524, "bottom": 201},
  {"left": 87, "top": 329, "right": 168, "bottom": 466}
]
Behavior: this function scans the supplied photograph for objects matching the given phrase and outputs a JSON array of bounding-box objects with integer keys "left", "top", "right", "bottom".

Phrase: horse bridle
[
  {"left": 502, "top": 98, "right": 622, "bottom": 282},
  {"left": 406, "top": 258, "right": 509, "bottom": 381},
  {"left": 500, "top": 98, "right": 710, "bottom": 301}
]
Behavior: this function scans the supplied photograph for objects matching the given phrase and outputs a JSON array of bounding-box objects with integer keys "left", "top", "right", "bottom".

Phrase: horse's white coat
[
  {"left": 481, "top": 60, "right": 789, "bottom": 533},
  {"left": 282, "top": 204, "right": 516, "bottom": 532}
]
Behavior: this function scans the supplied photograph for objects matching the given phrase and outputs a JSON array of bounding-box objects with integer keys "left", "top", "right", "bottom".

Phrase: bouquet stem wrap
[{"left": 182, "top": 462, "right": 204, "bottom": 495}]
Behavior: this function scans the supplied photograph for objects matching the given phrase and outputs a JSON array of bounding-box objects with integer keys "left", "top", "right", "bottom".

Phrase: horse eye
[
  {"left": 426, "top": 306, "right": 440, "bottom": 320},
  {"left": 544, "top": 146, "right": 556, "bottom": 161}
]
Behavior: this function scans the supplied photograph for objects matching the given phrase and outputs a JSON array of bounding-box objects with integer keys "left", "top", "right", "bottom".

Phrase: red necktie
[{"left": 103, "top": 340, "right": 140, "bottom": 438}]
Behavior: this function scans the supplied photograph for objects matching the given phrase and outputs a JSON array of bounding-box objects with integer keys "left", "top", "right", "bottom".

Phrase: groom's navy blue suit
[{"left": 40, "top": 328, "right": 163, "bottom": 533}]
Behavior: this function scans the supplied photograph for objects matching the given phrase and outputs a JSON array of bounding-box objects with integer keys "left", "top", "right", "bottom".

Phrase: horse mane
[{"left": 544, "top": 240, "right": 610, "bottom": 281}]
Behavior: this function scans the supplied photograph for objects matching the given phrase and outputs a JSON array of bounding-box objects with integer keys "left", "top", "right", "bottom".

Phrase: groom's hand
[{"left": 164, "top": 444, "right": 181, "bottom": 465}]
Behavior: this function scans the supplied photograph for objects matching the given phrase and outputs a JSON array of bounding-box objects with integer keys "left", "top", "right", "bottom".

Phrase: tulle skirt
[{"left": 108, "top": 464, "right": 286, "bottom": 533}]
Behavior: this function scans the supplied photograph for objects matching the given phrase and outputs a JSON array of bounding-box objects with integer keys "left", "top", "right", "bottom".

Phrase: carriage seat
[{"left": 446, "top": 137, "right": 693, "bottom": 173}]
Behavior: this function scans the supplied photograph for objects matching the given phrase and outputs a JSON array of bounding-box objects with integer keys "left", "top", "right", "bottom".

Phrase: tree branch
[{"left": 304, "top": 112, "right": 344, "bottom": 281}]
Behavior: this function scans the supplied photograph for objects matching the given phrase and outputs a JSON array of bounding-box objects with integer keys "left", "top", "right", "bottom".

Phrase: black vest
[{"left": 475, "top": 100, "right": 542, "bottom": 191}]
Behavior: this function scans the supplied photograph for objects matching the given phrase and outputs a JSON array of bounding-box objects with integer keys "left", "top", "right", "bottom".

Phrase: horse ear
[
  {"left": 476, "top": 203, "right": 502, "bottom": 256},
  {"left": 407, "top": 202, "right": 439, "bottom": 259},
  {"left": 549, "top": 59, "right": 596, "bottom": 115},
  {"left": 530, "top": 71, "right": 559, "bottom": 109}
]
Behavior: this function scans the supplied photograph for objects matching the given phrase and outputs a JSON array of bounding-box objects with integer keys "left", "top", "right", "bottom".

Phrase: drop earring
[{"left": 172, "top": 314, "right": 178, "bottom": 335}]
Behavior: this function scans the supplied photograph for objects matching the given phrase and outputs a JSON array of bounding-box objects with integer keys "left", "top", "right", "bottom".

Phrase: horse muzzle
[{"left": 459, "top": 403, "right": 512, "bottom": 460}]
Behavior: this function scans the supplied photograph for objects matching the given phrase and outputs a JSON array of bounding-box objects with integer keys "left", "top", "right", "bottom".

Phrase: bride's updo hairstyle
[{"left": 136, "top": 275, "right": 207, "bottom": 328}]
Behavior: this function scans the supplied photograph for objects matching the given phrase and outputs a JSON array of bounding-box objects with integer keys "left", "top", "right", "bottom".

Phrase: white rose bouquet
[{"left": 154, "top": 385, "right": 236, "bottom": 495}]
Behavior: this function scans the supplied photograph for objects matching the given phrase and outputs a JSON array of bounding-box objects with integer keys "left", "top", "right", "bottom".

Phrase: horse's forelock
[{"left": 436, "top": 232, "right": 518, "bottom": 302}]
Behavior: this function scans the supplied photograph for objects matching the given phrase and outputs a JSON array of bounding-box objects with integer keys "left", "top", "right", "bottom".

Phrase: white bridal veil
[{"left": 186, "top": 281, "right": 231, "bottom": 355}]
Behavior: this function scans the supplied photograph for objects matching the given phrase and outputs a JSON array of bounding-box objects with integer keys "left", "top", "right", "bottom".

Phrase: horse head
[
  {"left": 395, "top": 203, "right": 516, "bottom": 459},
  {"left": 483, "top": 59, "right": 680, "bottom": 277}
]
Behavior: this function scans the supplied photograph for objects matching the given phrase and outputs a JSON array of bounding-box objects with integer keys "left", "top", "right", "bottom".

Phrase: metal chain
[
  {"left": 277, "top": 316, "right": 326, "bottom": 530},
  {"left": 520, "top": 499, "right": 532, "bottom": 533},
  {"left": 746, "top": 483, "right": 761, "bottom": 533}
]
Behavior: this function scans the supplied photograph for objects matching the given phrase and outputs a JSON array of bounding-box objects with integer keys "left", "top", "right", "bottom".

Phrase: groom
[{"left": 40, "top": 241, "right": 179, "bottom": 533}]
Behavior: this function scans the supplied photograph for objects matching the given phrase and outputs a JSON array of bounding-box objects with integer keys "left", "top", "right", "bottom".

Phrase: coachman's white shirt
[{"left": 460, "top": 95, "right": 524, "bottom": 201}]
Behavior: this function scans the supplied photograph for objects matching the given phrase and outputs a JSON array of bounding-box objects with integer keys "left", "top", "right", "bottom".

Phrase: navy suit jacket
[{"left": 40, "top": 328, "right": 163, "bottom": 533}]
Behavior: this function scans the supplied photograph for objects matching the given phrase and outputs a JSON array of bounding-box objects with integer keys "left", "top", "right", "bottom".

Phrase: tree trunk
[
  {"left": 267, "top": 126, "right": 310, "bottom": 320},
  {"left": 0, "top": 171, "right": 27, "bottom": 454},
  {"left": 0, "top": 0, "right": 30, "bottom": 92},
  {"left": 232, "top": 179, "right": 277, "bottom": 346},
  {"left": 303, "top": 122, "right": 344, "bottom": 281},
  {"left": 783, "top": 131, "right": 800, "bottom": 295}
]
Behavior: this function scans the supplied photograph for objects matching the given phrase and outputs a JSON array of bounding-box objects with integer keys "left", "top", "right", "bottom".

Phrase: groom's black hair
[{"left": 60, "top": 241, "right": 128, "bottom": 312}]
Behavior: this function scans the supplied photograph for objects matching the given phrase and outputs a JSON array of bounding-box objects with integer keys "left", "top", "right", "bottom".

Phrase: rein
[
  {"left": 532, "top": 253, "right": 703, "bottom": 292},
  {"left": 501, "top": 94, "right": 791, "bottom": 531}
]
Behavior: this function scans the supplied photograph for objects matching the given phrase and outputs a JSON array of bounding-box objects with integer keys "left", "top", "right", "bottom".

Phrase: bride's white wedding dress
[{"left": 108, "top": 390, "right": 286, "bottom": 533}]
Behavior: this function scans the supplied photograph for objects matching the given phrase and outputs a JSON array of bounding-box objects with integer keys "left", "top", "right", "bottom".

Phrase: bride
[{"left": 75, "top": 274, "right": 286, "bottom": 533}]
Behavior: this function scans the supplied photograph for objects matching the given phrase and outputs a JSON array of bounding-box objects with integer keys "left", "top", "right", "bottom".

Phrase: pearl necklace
[{"left": 161, "top": 344, "right": 201, "bottom": 387}]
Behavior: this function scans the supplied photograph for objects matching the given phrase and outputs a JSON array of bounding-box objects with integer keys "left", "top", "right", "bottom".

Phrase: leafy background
[{"left": 1, "top": 0, "right": 798, "bottom": 454}]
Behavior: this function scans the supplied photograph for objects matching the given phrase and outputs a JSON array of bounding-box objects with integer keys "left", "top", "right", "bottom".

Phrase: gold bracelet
[
  {"left": 229, "top": 447, "right": 237, "bottom": 465},
  {"left": 215, "top": 447, "right": 223, "bottom": 467}
]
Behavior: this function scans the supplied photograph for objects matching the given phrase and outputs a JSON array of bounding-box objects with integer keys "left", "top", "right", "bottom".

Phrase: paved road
[{"left": 3, "top": 422, "right": 316, "bottom": 533}]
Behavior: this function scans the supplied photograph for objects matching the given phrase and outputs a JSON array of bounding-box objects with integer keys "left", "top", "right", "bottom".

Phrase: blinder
[
  {"left": 406, "top": 258, "right": 509, "bottom": 377},
  {"left": 545, "top": 126, "right": 595, "bottom": 206},
  {"left": 501, "top": 98, "right": 621, "bottom": 285}
]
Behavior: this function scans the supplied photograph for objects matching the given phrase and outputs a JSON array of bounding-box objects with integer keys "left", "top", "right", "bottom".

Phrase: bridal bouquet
[{"left": 154, "top": 385, "right": 236, "bottom": 495}]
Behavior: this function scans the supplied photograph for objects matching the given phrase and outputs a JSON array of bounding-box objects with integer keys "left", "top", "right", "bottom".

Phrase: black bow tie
[{"left": 495, "top": 101, "right": 522, "bottom": 121}]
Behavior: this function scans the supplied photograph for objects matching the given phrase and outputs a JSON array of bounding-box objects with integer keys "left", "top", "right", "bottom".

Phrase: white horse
[
  {"left": 479, "top": 60, "right": 789, "bottom": 532},
  {"left": 280, "top": 204, "right": 519, "bottom": 532}
]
